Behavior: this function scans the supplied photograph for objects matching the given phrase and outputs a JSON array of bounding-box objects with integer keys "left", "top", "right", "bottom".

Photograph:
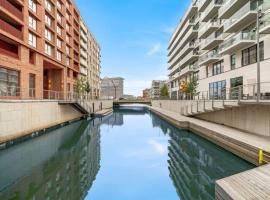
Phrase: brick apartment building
[{"left": 0, "top": 0, "right": 101, "bottom": 99}]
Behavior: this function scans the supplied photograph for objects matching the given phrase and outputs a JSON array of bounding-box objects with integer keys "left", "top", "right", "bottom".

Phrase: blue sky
[{"left": 75, "top": 0, "right": 191, "bottom": 96}]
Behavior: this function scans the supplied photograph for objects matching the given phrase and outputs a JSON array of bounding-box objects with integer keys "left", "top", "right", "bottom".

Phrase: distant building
[
  {"left": 122, "top": 94, "right": 135, "bottom": 100},
  {"left": 143, "top": 88, "right": 151, "bottom": 99},
  {"left": 100, "top": 77, "right": 124, "bottom": 99},
  {"left": 151, "top": 80, "right": 167, "bottom": 99}
]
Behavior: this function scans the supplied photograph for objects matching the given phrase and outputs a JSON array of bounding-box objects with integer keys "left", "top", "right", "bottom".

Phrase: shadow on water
[
  {"left": 0, "top": 105, "right": 254, "bottom": 200},
  {"left": 0, "top": 119, "right": 102, "bottom": 200}
]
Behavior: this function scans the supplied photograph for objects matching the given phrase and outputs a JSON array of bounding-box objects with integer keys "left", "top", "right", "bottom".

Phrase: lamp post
[
  {"left": 256, "top": 7, "right": 262, "bottom": 102},
  {"left": 110, "top": 79, "right": 117, "bottom": 100}
]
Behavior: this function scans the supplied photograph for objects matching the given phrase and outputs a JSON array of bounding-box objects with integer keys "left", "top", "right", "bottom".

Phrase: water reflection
[
  {"left": 0, "top": 119, "right": 101, "bottom": 200},
  {"left": 0, "top": 106, "right": 254, "bottom": 200},
  {"left": 150, "top": 112, "right": 254, "bottom": 200}
]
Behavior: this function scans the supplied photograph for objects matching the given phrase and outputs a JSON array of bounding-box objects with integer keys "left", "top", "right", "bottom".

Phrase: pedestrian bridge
[{"left": 113, "top": 99, "right": 151, "bottom": 106}]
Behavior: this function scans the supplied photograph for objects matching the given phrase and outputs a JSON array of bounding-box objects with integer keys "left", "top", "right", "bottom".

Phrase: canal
[{"left": 0, "top": 106, "right": 254, "bottom": 200}]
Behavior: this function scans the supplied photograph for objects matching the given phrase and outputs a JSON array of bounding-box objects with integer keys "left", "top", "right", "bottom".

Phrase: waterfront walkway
[
  {"left": 150, "top": 106, "right": 270, "bottom": 165},
  {"left": 216, "top": 164, "right": 270, "bottom": 200}
]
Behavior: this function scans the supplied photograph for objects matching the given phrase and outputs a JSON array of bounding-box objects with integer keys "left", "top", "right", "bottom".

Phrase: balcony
[
  {"left": 0, "top": 0, "right": 23, "bottom": 21},
  {"left": 219, "top": 31, "right": 256, "bottom": 55},
  {"left": 199, "top": 50, "right": 221, "bottom": 65},
  {"left": 201, "top": 32, "right": 224, "bottom": 50},
  {"left": 198, "top": 0, "right": 211, "bottom": 12},
  {"left": 0, "top": 18, "right": 22, "bottom": 40},
  {"left": 223, "top": 1, "right": 257, "bottom": 33},
  {"left": 200, "top": 0, "right": 223, "bottom": 22},
  {"left": 198, "top": 20, "right": 222, "bottom": 39},
  {"left": 260, "top": 12, "right": 270, "bottom": 34},
  {"left": 179, "top": 63, "right": 198, "bottom": 77},
  {"left": 219, "top": 0, "right": 247, "bottom": 19},
  {"left": 180, "top": 50, "right": 199, "bottom": 68}
]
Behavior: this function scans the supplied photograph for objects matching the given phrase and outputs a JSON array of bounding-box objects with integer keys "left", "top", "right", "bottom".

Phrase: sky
[{"left": 75, "top": 0, "right": 191, "bottom": 96}]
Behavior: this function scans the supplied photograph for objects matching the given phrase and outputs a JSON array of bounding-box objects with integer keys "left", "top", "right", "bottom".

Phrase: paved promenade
[{"left": 150, "top": 106, "right": 270, "bottom": 165}]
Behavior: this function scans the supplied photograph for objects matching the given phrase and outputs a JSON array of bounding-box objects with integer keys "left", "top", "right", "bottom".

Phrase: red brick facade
[{"left": 0, "top": 0, "right": 84, "bottom": 99}]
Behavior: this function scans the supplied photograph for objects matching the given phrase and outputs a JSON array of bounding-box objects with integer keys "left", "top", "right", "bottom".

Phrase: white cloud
[
  {"left": 148, "top": 139, "right": 167, "bottom": 155},
  {"left": 162, "top": 26, "right": 174, "bottom": 34},
  {"left": 147, "top": 43, "right": 161, "bottom": 56}
]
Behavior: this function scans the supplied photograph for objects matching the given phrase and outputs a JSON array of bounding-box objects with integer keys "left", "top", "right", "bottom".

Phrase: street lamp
[
  {"left": 110, "top": 79, "right": 117, "bottom": 100},
  {"left": 256, "top": 7, "right": 263, "bottom": 102}
]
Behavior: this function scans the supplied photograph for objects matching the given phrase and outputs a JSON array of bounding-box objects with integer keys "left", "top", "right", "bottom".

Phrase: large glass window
[
  {"left": 242, "top": 42, "right": 264, "bottom": 66},
  {"left": 29, "top": 73, "right": 35, "bottom": 97},
  {"left": 231, "top": 54, "right": 236, "bottom": 70},
  {"left": 45, "top": 43, "right": 52, "bottom": 56},
  {"left": 0, "top": 67, "right": 19, "bottom": 96},
  {"left": 28, "top": 32, "right": 37, "bottom": 47},
  {"left": 28, "top": 16, "right": 36, "bottom": 30},
  {"left": 28, "top": 0, "right": 37, "bottom": 13},
  {"left": 209, "top": 80, "right": 226, "bottom": 100},
  {"left": 212, "top": 60, "right": 224, "bottom": 76}
]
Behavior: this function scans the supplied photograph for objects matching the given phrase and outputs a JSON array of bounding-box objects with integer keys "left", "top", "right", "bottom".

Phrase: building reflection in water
[
  {"left": 0, "top": 119, "right": 102, "bottom": 200},
  {"left": 150, "top": 112, "right": 254, "bottom": 200}
]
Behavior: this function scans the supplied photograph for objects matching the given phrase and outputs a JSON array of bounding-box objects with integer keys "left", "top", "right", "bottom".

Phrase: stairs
[{"left": 182, "top": 100, "right": 239, "bottom": 116}]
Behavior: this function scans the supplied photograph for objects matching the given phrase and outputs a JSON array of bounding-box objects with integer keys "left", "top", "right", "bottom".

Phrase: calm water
[{"left": 0, "top": 106, "right": 254, "bottom": 200}]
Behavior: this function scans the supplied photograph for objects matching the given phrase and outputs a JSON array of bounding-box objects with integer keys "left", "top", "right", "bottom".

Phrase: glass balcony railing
[
  {"left": 200, "top": 0, "right": 223, "bottom": 20},
  {"left": 219, "top": 0, "right": 236, "bottom": 16},
  {"left": 201, "top": 31, "right": 224, "bottom": 48},
  {"left": 199, "top": 19, "right": 222, "bottom": 36},
  {"left": 223, "top": 1, "right": 257, "bottom": 31},
  {"left": 199, "top": 50, "right": 220, "bottom": 64},
  {"left": 260, "top": 11, "right": 270, "bottom": 32},
  {"left": 219, "top": 31, "right": 256, "bottom": 53}
]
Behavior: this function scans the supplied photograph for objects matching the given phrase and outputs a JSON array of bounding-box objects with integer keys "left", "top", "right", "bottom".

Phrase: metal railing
[
  {"left": 175, "top": 82, "right": 270, "bottom": 102},
  {"left": 0, "top": 87, "right": 100, "bottom": 101}
]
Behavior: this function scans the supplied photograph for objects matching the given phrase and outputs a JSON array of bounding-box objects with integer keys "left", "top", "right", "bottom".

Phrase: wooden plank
[{"left": 216, "top": 165, "right": 270, "bottom": 200}]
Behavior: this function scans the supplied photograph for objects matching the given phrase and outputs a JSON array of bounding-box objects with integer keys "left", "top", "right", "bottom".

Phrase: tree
[
  {"left": 85, "top": 81, "right": 91, "bottom": 94},
  {"left": 160, "top": 84, "right": 169, "bottom": 97},
  {"left": 74, "top": 77, "right": 87, "bottom": 95},
  {"left": 179, "top": 78, "right": 198, "bottom": 99}
]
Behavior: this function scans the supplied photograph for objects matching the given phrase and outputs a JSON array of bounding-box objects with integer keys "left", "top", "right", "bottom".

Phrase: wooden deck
[
  {"left": 150, "top": 107, "right": 270, "bottom": 165},
  {"left": 216, "top": 164, "right": 270, "bottom": 200}
]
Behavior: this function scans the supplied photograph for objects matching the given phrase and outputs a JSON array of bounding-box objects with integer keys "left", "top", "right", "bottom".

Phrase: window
[
  {"left": 57, "top": 38, "right": 62, "bottom": 48},
  {"left": 57, "top": 26, "right": 61, "bottom": 35},
  {"left": 66, "top": 24, "right": 70, "bottom": 32},
  {"left": 56, "top": 0, "right": 62, "bottom": 9},
  {"left": 56, "top": 51, "right": 62, "bottom": 61},
  {"left": 231, "top": 54, "right": 236, "bottom": 70},
  {"left": 242, "top": 42, "right": 264, "bottom": 66},
  {"left": 57, "top": 12, "right": 62, "bottom": 23},
  {"left": 28, "top": 0, "right": 37, "bottom": 13},
  {"left": 29, "top": 74, "right": 35, "bottom": 97},
  {"left": 28, "top": 32, "right": 37, "bottom": 47},
  {"left": 212, "top": 60, "right": 224, "bottom": 76},
  {"left": 66, "top": 13, "right": 70, "bottom": 21},
  {"left": 45, "top": 15, "right": 52, "bottom": 27},
  {"left": 66, "top": 35, "right": 70, "bottom": 43},
  {"left": 66, "top": 57, "right": 70, "bottom": 66},
  {"left": 66, "top": 46, "right": 70, "bottom": 55},
  {"left": 45, "top": 43, "right": 52, "bottom": 56},
  {"left": 0, "top": 67, "right": 19, "bottom": 96},
  {"left": 45, "top": 0, "right": 52, "bottom": 12},
  {"left": 209, "top": 80, "right": 226, "bottom": 100},
  {"left": 28, "top": 16, "right": 37, "bottom": 30},
  {"left": 45, "top": 29, "right": 52, "bottom": 41}
]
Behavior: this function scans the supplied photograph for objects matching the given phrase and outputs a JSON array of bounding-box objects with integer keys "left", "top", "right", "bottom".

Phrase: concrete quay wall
[
  {"left": 152, "top": 100, "right": 270, "bottom": 137},
  {"left": 0, "top": 100, "right": 113, "bottom": 144}
]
